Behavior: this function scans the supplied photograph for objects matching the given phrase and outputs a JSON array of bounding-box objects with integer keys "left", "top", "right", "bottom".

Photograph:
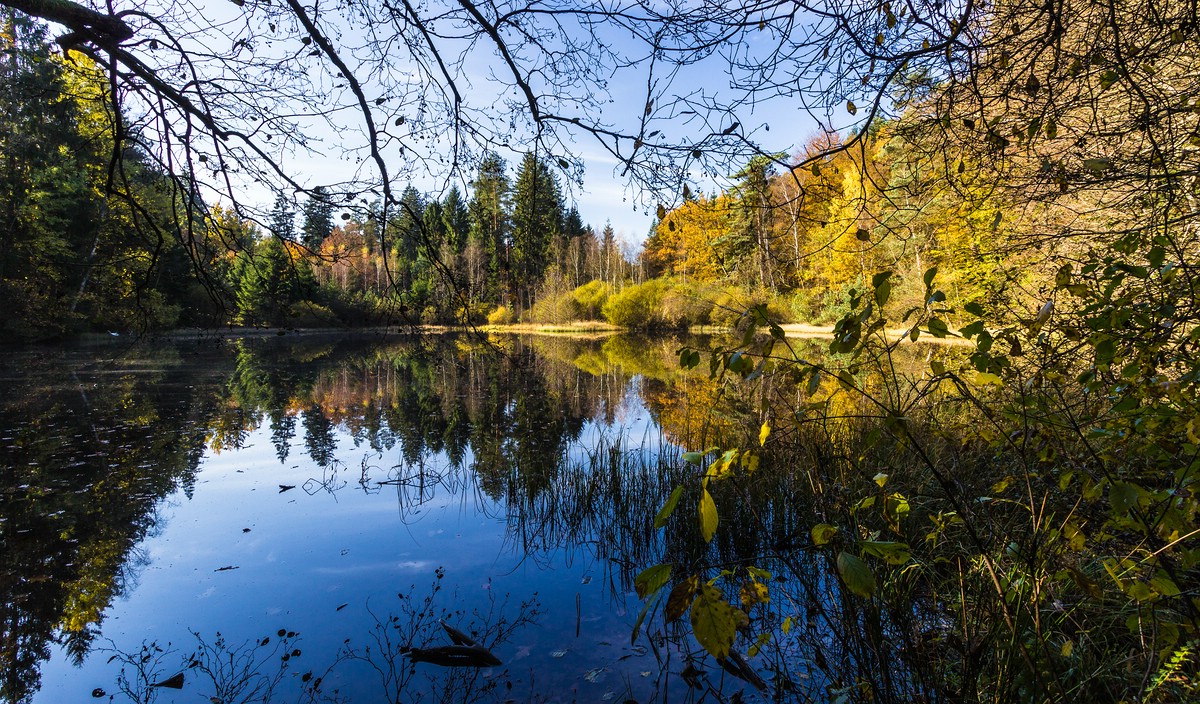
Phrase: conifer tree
[
  {"left": 510, "top": 152, "right": 563, "bottom": 308},
  {"left": 467, "top": 153, "right": 510, "bottom": 303},
  {"left": 268, "top": 194, "right": 296, "bottom": 242},
  {"left": 300, "top": 186, "right": 334, "bottom": 250},
  {"left": 441, "top": 185, "right": 469, "bottom": 255}
]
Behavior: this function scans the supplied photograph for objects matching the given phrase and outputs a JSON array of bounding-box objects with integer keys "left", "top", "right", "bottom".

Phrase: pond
[{"left": 2, "top": 331, "right": 835, "bottom": 704}]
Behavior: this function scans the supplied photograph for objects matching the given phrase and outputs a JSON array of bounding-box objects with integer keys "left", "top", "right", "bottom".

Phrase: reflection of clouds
[{"left": 311, "top": 560, "right": 432, "bottom": 575}]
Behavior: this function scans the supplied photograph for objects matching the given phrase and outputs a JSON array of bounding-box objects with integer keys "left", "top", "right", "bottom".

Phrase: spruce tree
[
  {"left": 268, "top": 194, "right": 297, "bottom": 242},
  {"left": 442, "top": 184, "right": 470, "bottom": 255},
  {"left": 300, "top": 186, "right": 334, "bottom": 250},
  {"left": 467, "top": 153, "right": 510, "bottom": 303},
  {"left": 510, "top": 152, "right": 563, "bottom": 308}
]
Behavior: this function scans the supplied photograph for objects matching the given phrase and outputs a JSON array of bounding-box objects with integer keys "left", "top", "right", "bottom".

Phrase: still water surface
[{"left": 1, "top": 332, "right": 758, "bottom": 703}]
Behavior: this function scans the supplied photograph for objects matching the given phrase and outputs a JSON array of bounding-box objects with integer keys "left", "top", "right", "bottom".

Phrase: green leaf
[
  {"left": 927, "top": 318, "right": 949, "bottom": 338},
  {"left": 699, "top": 489, "right": 718, "bottom": 542},
  {"left": 1083, "top": 157, "right": 1113, "bottom": 175},
  {"left": 807, "top": 369, "right": 821, "bottom": 395},
  {"left": 874, "top": 279, "right": 892, "bottom": 308},
  {"left": 964, "top": 301, "right": 985, "bottom": 316},
  {"left": 655, "top": 486, "right": 684, "bottom": 528},
  {"left": 690, "top": 583, "right": 748, "bottom": 660},
  {"left": 871, "top": 270, "right": 893, "bottom": 288},
  {"left": 635, "top": 564, "right": 673, "bottom": 599},
  {"left": 923, "top": 266, "right": 938, "bottom": 289},
  {"left": 1110, "top": 481, "right": 1140, "bottom": 516},
  {"left": 860, "top": 540, "right": 911, "bottom": 565},
  {"left": 837, "top": 551, "right": 876, "bottom": 598},
  {"left": 811, "top": 523, "right": 839, "bottom": 545},
  {"left": 682, "top": 451, "right": 704, "bottom": 465},
  {"left": 631, "top": 595, "right": 654, "bottom": 645},
  {"left": 1126, "top": 581, "right": 1155, "bottom": 602},
  {"left": 960, "top": 320, "right": 985, "bottom": 338}
]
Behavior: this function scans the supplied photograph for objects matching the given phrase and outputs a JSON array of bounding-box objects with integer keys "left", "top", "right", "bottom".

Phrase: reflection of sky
[{"left": 33, "top": 394, "right": 678, "bottom": 703}]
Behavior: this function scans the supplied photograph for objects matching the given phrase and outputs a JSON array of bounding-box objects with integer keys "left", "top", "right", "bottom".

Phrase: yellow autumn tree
[{"left": 644, "top": 195, "right": 731, "bottom": 283}]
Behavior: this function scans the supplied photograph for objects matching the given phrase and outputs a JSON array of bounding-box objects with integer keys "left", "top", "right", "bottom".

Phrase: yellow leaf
[
  {"left": 742, "top": 452, "right": 760, "bottom": 473},
  {"left": 759, "top": 421, "right": 771, "bottom": 446},
  {"left": 811, "top": 523, "right": 838, "bottom": 546},
  {"left": 699, "top": 489, "right": 718, "bottom": 542},
  {"left": 690, "top": 583, "right": 748, "bottom": 659},
  {"left": 1061, "top": 640, "right": 1073, "bottom": 657},
  {"left": 740, "top": 580, "right": 770, "bottom": 608},
  {"left": 973, "top": 371, "right": 1003, "bottom": 386}
]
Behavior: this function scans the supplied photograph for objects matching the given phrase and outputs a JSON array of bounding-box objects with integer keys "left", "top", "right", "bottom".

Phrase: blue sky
[{"left": 167, "top": 0, "right": 839, "bottom": 247}]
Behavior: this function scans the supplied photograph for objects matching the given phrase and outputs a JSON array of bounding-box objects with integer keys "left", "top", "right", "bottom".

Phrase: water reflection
[
  {"left": 0, "top": 333, "right": 711, "bottom": 703},
  {"left": 2, "top": 331, "right": 947, "bottom": 703}
]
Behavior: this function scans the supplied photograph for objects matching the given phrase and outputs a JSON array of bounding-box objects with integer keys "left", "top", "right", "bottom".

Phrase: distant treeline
[{"left": 0, "top": 9, "right": 1036, "bottom": 340}]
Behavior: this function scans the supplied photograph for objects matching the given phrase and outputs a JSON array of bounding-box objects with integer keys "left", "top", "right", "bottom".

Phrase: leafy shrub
[
  {"left": 287, "top": 301, "right": 335, "bottom": 327},
  {"left": 486, "top": 305, "right": 516, "bottom": 325},
  {"left": 571, "top": 280, "right": 613, "bottom": 320},
  {"left": 529, "top": 290, "right": 579, "bottom": 324},
  {"left": 602, "top": 280, "right": 669, "bottom": 328},
  {"left": 655, "top": 281, "right": 709, "bottom": 328}
]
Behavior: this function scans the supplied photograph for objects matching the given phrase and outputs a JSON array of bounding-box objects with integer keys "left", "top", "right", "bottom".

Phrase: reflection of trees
[
  {"left": 0, "top": 348, "right": 221, "bottom": 703},
  {"left": 2, "top": 332, "right": 816, "bottom": 703}
]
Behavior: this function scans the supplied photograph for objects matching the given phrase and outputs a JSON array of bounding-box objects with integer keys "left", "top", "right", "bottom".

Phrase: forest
[
  {"left": 0, "top": 11, "right": 1041, "bottom": 340},
  {"left": 3, "top": 0, "right": 1200, "bottom": 700}
]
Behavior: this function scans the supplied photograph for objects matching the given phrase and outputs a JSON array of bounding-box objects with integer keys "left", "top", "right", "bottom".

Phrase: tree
[
  {"left": 441, "top": 185, "right": 469, "bottom": 255},
  {"left": 467, "top": 153, "right": 509, "bottom": 304},
  {"left": 510, "top": 152, "right": 563, "bottom": 309},
  {"left": 300, "top": 186, "right": 334, "bottom": 250},
  {"left": 268, "top": 194, "right": 296, "bottom": 242}
]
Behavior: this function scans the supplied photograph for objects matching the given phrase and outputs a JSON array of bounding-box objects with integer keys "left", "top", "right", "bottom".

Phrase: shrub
[
  {"left": 659, "top": 281, "right": 715, "bottom": 328},
  {"left": 529, "top": 290, "right": 579, "bottom": 324},
  {"left": 486, "top": 304, "right": 516, "bottom": 325},
  {"left": 602, "top": 280, "right": 668, "bottom": 328},
  {"left": 571, "top": 280, "right": 613, "bottom": 320}
]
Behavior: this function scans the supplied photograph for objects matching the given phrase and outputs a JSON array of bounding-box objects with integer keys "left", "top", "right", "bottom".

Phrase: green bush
[
  {"left": 602, "top": 280, "right": 669, "bottom": 329},
  {"left": 571, "top": 280, "right": 613, "bottom": 320}
]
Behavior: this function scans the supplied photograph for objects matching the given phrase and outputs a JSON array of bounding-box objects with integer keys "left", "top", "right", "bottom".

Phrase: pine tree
[
  {"left": 510, "top": 152, "right": 563, "bottom": 308},
  {"left": 268, "top": 194, "right": 296, "bottom": 242},
  {"left": 300, "top": 186, "right": 334, "bottom": 250},
  {"left": 467, "top": 153, "right": 510, "bottom": 303}
]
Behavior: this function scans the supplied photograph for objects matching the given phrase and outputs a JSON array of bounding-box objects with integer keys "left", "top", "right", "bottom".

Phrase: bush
[
  {"left": 486, "top": 305, "right": 516, "bottom": 325},
  {"left": 602, "top": 280, "right": 669, "bottom": 328},
  {"left": 286, "top": 301, "right": 336, "bottom": 327},
  {"left": 529, "top": 290, "right": 579, "bottom": 324},
  {"left": 456, "top": 303, "right": 490, "bottom": 325},
  {"left": 571, "top": 280, "right": 612, "bottom": 320},
  {"left": 659, "top": 281, "right": 716, "bottom": 328}
]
